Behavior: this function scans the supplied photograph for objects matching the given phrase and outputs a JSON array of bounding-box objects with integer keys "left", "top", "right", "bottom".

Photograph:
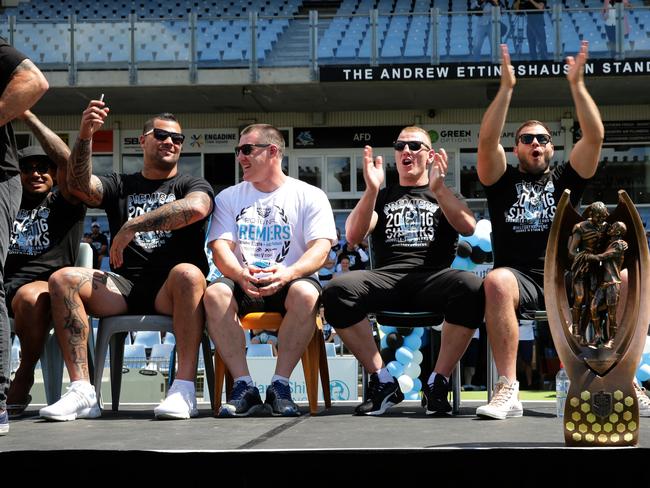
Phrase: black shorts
[
  {"left": 518, "top": 340, "right": 535, "bottom": 364},
  {"left": 211, "top": 276, "right": 322, "bottom": 316},
  {"left": 106, "top": 271, "right": 168, "bottom": 315},
  {"left": 501, "top": 267, "right": 546, "bottom": 321},
  {"left": 322, "top": 268, "right": 485, "bottom": 330}
]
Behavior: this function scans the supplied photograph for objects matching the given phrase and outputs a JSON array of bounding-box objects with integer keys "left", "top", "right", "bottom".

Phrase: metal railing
[{"left": 1, "top": 5, "right": 647, "bottom": 84}]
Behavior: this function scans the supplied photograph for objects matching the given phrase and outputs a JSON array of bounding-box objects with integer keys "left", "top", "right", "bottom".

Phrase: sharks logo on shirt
[
  {"left": 506, "top": 179, "right": 556, "bottom": 233},
  {"left": 235, "top": 204, "right": 291, "bottom": 264}
]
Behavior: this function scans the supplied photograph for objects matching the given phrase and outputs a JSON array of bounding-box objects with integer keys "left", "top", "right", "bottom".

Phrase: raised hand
[
  {"left": 500, "top": 44, "right": 516, "bottom": 90},
  {"left": 362, "top": 145, "right": 384, "bottom": 193},
  {"left": 429, "top": 148, "right": 449, "bottom": 194},
  {"left": 566, "top": 40, "right": 589, "bottom": 86},
  {"left": 79, "top": 99, "right": 109, "bottom": 139}
]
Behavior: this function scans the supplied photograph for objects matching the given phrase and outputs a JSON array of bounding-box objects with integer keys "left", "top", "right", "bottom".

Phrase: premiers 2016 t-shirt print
[
  {"left": 383, "top": 197, "right": 438, "bottom": 246},
  {"left": 9, "top": 206, "right": 52, "bottom": 255},
  {"left": 235, "top": 203, "right": 290, "bottom": 266},
  {"left": 506, "top": 179, "right": 556, "bottom": 233},
  {"left": 128, "top": 192, "right": 175, "bottom": 250}
]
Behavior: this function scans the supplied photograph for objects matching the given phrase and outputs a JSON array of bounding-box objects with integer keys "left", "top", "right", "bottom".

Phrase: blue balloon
[
  {"left": 410, "top": 328, "right": 424, "bottom": 338},
  {"left": 462, "top": 233, "right": 479, "bottom": 247},
  {"left": 403, "top": 334, "right": 422, "bottom": 350},
  {"left": 379, "top": 325, "right": 397, "bottom": 334},
  {"left": 452, "top": 255, "right": 476, "bottom": 271},
  {"left": 395, "top": 346, "right": 414, "bottom": 365},
  {"left": 412, "top": 377, "right": 422, "bottom": 392},
  {"left": 380, "top": 335, "right": 388, "bottom": 350},
  {"left": 405, "top": 391, "right": 420, "bottom": 401},
  {"left": 386, "top": 360, "right": 404, "bottom": 378}
]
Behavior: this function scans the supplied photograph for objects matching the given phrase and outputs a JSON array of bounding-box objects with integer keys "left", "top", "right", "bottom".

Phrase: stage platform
[{"left": 2, "top": 400, "right": 647, "bottom": 484}]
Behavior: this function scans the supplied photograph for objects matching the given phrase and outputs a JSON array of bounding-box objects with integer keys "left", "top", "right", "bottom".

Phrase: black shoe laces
[
  {"left": 231, "top": 381, "right": 249, "bottom": 401},
  {"left": 273, "top": 381, "right": 292, "bottom": 400}
]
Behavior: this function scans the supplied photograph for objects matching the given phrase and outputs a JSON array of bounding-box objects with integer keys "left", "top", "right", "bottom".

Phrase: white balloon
[
  {"left": 412, "top": 349, "right": 423, "bottom": 364},
  {"left": 405, "top": 362, "right": 421, "bottom": 379},
  {"left": 397, "top": 374, "right": 414, "bottom": 393}
]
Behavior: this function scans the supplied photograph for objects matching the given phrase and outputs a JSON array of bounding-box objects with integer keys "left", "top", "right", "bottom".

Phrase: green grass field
[{"left": 460, "top": 390, "right": 557, "bottom": 401}]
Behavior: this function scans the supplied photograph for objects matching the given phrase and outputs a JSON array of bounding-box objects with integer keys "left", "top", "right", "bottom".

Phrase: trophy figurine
[{"left": 545, "top": 190, "right": 650, "bottom": 446}]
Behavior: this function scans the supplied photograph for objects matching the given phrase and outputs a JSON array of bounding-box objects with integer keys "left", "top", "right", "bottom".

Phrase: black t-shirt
[
  {"left": 484, "top": 161, "right": 588, "bottom": 285},
  {"left": 371, "top": 184, "right": 460, "bottom": 271},
  {"left": 0, "top": 38, "right": 27, "bottom": 178},
  {"left": 519, "top": 0, "right": 546, "bottom": 13},
  {"left": 5, "top": 189, "right": 86, "bottom": 285},
  {"left": 97, "top": 172, "right": 213, "bottom": 283},
  {"left": 90, "top": 231, "right": 108, "bottom": 267}
]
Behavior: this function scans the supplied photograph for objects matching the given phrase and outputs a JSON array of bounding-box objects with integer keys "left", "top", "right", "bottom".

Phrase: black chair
[{"left": 363, "top": 237, "right": 463, "bottom": 414}]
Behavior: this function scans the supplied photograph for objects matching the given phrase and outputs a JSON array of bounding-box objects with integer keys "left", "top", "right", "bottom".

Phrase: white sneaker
[
  {"left": 154, "top": 380, "right": 198, "bottom": 420},
  {"left": 633, "top": 379, "right": 650, "bottom": 417},
  {"left": 476, "top": 376, "right": 523, "bottom": 420},
  {"left": 39, "top": 381, "right": 101, "bottom": 421}
]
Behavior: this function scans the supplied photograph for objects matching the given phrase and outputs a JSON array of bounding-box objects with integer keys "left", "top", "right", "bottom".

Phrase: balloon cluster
[
  {"left": 451, "top": 218, "right": 493, "bottom": 271},
  {"left": 379, "top": 325, "right": 425, "bottom": 400},
  {"left": 636, "top": 336, "right": 650, "bottom": 385}
]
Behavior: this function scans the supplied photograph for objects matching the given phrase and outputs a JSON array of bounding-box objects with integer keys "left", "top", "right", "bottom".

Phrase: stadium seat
[
  {"left": 148, "top": 343, "right": 175, "bottom": 372},
  {"left": 123, "top": 344, "right": 148, "bottom": 369}
]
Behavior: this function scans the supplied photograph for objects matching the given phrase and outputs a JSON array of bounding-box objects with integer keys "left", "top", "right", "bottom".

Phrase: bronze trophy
[{"left": 545, "top": 190, "right": 650, "bottom": 446}]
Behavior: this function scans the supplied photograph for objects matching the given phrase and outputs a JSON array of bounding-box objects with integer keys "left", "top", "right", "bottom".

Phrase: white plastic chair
[
  {"left": 325, "top": 342, "right": 337, "bottom": 358},
  {"left": 93, "top": 314, "right": 214, "bottom": 411},
  {"left": 148, "top": 343, "right": 175, "bottom": 372},
  {"left": 123, "top": 344, "right": 147, "bottom": 369}
]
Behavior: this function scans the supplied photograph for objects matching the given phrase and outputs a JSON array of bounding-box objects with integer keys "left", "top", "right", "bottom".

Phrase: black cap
[{"left": 18, "top": 145, "right": 51, "bottom": 164}]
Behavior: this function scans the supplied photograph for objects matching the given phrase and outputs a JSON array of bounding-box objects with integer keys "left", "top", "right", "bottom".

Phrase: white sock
[
  {"left": 234, "top": 375, "right": 254, "bottom": 386},
  {"left": 172, "top": 379, "right": 195, "bottom": 393},
  {"left": 70, "top": 380, "right": 93, "bottom": 391},
  {"left": 377, "top": 367, "right": 394, "bottom": 383},
  {"left": 271, "top": 375, "right": 290, "bottom": 386},
  {"left": 427, "top": 372, "right": 449, "bottom": 387}
]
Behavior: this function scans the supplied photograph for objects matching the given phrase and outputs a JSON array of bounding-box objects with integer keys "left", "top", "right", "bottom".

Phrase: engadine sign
[
  {"left": 320, "top": 58, "right": 650, "bottom": 82},
  {"left": 121, "top": 129, "right": 239, "bottom": 152}
]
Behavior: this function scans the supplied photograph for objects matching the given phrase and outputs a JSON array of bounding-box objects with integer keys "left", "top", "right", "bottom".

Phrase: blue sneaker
[
  {"left": 0, "top": 410, "right": 8, "bottom": 435},
  {"left": 265, "top": 380, "right": 300, "bottom": 417},
  {"left": 218, "top": 380, "right": 265, "bottom": 418}
]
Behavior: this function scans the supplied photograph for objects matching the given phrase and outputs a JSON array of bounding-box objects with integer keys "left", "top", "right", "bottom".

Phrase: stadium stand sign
[
  {"left": 573, "top": 121, "right": 650, "bottom": 144},
  {"left": 320, "top": 59, "right": 650, "bottom": 82}
]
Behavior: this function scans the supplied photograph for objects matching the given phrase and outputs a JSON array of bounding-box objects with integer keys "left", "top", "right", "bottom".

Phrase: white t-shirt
[{"left": 208, "top": 177, "right": 337, "bottom": 274}]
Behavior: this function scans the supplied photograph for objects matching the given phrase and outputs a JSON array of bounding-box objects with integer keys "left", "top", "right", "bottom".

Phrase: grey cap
[
  {"left": 18, "top": 145, "right": 50, "bottom": 163},
  {"left": 91, "top": 222, "right": 100, "bottom": 228}
]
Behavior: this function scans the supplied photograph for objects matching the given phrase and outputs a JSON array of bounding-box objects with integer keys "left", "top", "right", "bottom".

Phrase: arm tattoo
[
  {"left": 69, "top": 138, "right": 103, "bottom": 206},
  {"left": 124, "top": 193, "right": 210, "bottom": 232}
]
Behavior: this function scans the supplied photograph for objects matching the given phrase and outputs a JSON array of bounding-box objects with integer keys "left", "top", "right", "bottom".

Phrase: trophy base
[{"left": 563, "top": 382, "right": 639, "bottom": 446}]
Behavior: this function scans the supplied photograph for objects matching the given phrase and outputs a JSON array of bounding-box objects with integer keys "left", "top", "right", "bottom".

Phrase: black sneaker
[
  {"left": 217, "top": 380, "right": 265, "bottom": 418},
  {"left": 422, "top": 374, "right": 452, "bottom": 415},
  {"left": 355, "top": 373, "right": 404, "bottom": 416},
  {"left": 265, "top": 380, "right": 300, "bottom": 417}
]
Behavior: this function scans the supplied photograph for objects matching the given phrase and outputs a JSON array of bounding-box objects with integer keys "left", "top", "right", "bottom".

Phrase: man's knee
[
  {"left": 48, "top": 267, "right": 89, "bottom": 298},
  {"left": 285, "top": 280, "right": 319, "bottom": 314},
  {"left": 484, "top": 268, "right": 518, "bottom": 300},
  {"left": 168, "top": 263, "right": 206, "bottom": 292},
  {"left": 204, "top": 282, "right": 235, "bottom": 315}
]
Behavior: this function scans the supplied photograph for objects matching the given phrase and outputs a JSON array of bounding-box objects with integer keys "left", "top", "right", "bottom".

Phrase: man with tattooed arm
[{"left": 40, "top": 99, "right": 214, "bottom": 421}]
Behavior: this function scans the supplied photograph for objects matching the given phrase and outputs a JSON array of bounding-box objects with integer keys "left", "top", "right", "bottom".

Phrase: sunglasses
[
  {"left": 393, "top": 140, "right": 431, "bottom": 152},
  {"left": 234, "top": 143, "right": 271, "bottom": 156},
  {"left": 518, "top": 133, "right": 552, "bottom": 145},
  {"left": 19, "top": 160, "right": 51, "bottom": 174},
  {"left": 144, "top": 128, "right": 185, "bottom": 145}
]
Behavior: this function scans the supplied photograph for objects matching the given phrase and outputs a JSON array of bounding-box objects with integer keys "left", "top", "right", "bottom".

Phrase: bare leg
[
  {"left": 433, "top": 322, "right": 475, "bottom": 378},
  {"left": 335, "top": 318, "right": 382, "bottom": 373},
  {"left": 48, "top": 267, "right": 128, "bottom": 382},
  {"left": 483, "top": 268, "right": 520, "bottom": 382},
  {"left": 275, "top": 281, "right": 319, "bottom": 377},
  {"left": 155, "top": 263, "right": 206, "bottom": 381},
  {"left": 7, "top": 281, "right": 50, "bottom": 404},
  {"left": 204, "top": 282, "right": 249, "bottom": 378}
]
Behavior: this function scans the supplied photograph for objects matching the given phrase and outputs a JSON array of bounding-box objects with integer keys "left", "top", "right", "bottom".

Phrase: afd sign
[{"left": 320, "top": 58, "right": 650, "bottom": 82}]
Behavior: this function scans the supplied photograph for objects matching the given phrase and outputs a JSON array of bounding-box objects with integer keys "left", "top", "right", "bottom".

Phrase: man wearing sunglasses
[
  {"left": 4, "top": 111, "right": 85, "bottom": 420},
  {"left": 475, "top": 41, "right": 607, "bottom": 419},
  {"left": 205, "top": 124, "right": 336, "bottom": 417},
  {"left": 42, "top": 99, "right": 214, "bottom": 422},
  {"left": 0, "top": 38, "right": 49, "bottom": 436},
  {"left": 322, "top": 127, "right": 484, "bottom": 416}
]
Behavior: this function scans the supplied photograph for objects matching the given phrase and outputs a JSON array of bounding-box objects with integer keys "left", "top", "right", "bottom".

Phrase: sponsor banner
[
  {"left": 424, "top": 122, "right": 561, "bottom": 149},
  {"left": 121, "top": 129, "right": 239, "bottom": 152},
  {"left": 294, "top": 126, "right": 403, "bottom": 148},
  {"left": 320, "top": 58, "right": 650, "bottom": 82},
  {"left": 574, "top": 120, "right": 650, "bottom": 144},
  {"left": 239, "top": 356, "right": 359, "bottom": 402}
]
